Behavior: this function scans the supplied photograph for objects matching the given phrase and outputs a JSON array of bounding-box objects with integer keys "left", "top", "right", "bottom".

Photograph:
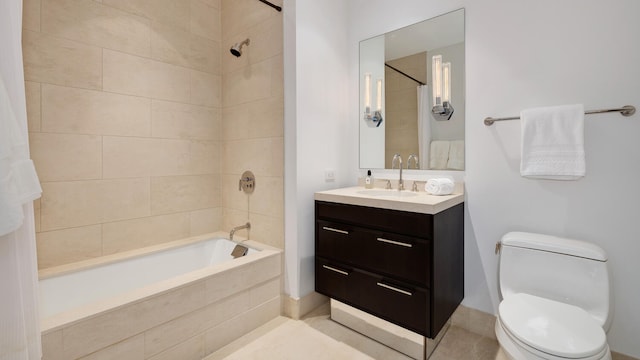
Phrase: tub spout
[{"left": 230, "top": 222, "right": 251, "bottom": 241}]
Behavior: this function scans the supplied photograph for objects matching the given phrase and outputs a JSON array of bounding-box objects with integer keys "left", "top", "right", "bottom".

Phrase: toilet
[{"left": 495, "top": 232, "right": 612, "bottom": 360}]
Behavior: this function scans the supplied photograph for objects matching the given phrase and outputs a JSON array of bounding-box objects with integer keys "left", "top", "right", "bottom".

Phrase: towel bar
[{"left": 484, "top": 105, "right": 636, "bottom": 126}]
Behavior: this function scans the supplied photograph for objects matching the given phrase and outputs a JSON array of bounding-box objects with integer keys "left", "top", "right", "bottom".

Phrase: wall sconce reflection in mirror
[
  {"left": 363, "top": 73, "right": 383, "bottom": 127},
  {"left": 432, "top": 55, "right": 454, "bottom": 120}
]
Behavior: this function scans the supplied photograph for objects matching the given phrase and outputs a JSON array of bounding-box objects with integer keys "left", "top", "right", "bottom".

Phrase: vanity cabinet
[{"left": 315, "top": 200, "right": 464, "bottom": 338}]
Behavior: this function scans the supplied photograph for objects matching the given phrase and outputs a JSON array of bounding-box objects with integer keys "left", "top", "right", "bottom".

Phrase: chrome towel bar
[{"left": 484, "top": 105, "right": 636, "bottom": 126}]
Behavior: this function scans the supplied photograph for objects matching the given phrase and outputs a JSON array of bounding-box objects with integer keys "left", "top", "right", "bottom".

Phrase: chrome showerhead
[{"left": 230, "top": 38, "right": 250, "bottom": 57}]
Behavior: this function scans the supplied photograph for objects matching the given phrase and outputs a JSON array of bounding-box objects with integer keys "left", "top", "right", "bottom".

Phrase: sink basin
[{"left": 356, "top": 189, "right": 419, "bottom": 198}]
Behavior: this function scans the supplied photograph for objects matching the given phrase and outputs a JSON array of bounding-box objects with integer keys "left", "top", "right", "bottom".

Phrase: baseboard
[{"left": 283, "top": 291, "right": 328, "bottom": 320}]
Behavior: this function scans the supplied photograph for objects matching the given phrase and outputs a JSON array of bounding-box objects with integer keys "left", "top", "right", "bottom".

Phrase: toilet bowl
[
  {"left": 495, "top": 232, "right": 612, "bottom": 360},
  {"left": 496, "top": 293, "right": 611, "bottom": 360}
]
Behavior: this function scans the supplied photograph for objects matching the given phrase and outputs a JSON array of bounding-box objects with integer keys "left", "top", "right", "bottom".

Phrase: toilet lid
[{"left": 499, "top": 293, "right": 607, "bottom": 359}]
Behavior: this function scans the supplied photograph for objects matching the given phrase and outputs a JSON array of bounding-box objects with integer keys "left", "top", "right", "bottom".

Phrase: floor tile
[{"left": 204, "top": 304, "right": 508, "bottom": 360}]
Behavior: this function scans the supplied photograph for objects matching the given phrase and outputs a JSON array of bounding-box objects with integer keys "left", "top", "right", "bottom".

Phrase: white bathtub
[
  {"left": 39, "top": 232, "right": 282, "bottom": 359},
  {"left": 40, "top": 237, "right": 258, "bottom": 319}
]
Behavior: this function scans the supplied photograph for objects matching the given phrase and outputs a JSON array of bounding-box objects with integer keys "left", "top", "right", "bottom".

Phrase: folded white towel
[
  {"left": 425, "top": 178, "right": 455, "bottom": 196},
  {"left": 447, "top": 140, "right": 465, "bottom": 170},
  {"left": 520, "top": 104, "right": 585, "bottom": 180},
  {"left": 429, "top": 140, "right": 450, "bottom": 170}
]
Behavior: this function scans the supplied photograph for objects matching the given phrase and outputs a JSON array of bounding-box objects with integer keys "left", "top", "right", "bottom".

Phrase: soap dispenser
[{"left": 365, "top": 170, "right": 374, "bottom": 189}]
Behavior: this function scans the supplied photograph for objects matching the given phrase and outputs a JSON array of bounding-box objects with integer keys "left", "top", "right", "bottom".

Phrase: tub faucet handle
[{"left": 238, "top": 170, "right": 255, "bottom": 194}]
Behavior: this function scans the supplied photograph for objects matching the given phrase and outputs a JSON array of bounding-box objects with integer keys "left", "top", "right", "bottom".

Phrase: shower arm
[{"left": 257, "top": 0, "right": 282, "bottom": 12}]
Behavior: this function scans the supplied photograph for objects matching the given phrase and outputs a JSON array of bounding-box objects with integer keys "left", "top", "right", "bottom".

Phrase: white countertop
[{"left": 314, "top": 186, "right": 464, "bottom": 215}]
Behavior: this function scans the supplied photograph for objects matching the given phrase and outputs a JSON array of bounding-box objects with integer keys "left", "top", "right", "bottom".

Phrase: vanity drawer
[
  {"left": 315, "top": 257, "right": 429, "bottom": 336},
  {"left": 315, "top": 257, "right": 353, "bottom": 302},
  {"left": 355, "top": 270, "right": 429, "bottom": 336},
  {"left": 316, "top": 220, "right": 430, "bottom": 286},
  {"left": 315, "top": 220, "right": 357, "bottom": 259},
  {"left": 316, "top": 201, "right": 433, "bottom": 239}
]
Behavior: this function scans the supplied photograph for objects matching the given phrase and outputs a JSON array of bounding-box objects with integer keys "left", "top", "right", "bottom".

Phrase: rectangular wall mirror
[{"left": 359, "top": 9, "right": 465, "bottom": 171}]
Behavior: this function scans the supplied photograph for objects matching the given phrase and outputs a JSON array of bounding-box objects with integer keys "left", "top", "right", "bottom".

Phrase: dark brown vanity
[{"left": 314, "top": 187, "right": 464, "bottom": 340}]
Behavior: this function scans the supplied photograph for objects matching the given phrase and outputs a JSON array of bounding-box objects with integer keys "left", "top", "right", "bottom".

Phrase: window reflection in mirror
[{"left": 359, "top": 9, "right": 465, "bottom": 171}]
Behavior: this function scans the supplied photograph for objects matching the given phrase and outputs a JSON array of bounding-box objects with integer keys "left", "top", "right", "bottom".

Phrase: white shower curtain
[
  {"left": 0, "top": 0, "right": 43, "bottom": 359},
  {"left": 417, "top": 85, "right": 431, "bottom": 169}
]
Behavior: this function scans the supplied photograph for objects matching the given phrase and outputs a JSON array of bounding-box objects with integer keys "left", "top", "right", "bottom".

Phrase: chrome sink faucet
[
  {"left": 391, "top": 154, "right": 404, "bottom": 190},
  {"left": 407, "top": 154, "right": 419, "bottom": 169}
]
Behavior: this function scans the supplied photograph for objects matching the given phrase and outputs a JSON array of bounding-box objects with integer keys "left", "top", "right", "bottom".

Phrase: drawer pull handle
[
  {"left": 377, "top": 237, "right": 412, "bottom": 248},
  {"left": 377, "top": 282, "right": 413, "bottom": 296},
  {"left": 322, "top": 265, "right": 349, "bottom": 276},
  {"left": 322, "top": 226, "right": 349, "bottom": 235}
]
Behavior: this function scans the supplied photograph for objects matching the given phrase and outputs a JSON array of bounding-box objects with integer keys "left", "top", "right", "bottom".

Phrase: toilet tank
[{"left": 498, "top": 232, "right": 611, "bottom": 329}]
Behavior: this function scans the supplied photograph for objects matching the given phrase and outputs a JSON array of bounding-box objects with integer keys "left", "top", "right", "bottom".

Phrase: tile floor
[{"left": 204, "top": 303, "right": 508, "bottom": 360}]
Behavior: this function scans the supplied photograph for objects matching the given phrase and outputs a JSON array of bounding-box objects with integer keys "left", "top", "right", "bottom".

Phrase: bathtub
[{"left": 39, "top": 231, "right": 282, "bottom": 360}]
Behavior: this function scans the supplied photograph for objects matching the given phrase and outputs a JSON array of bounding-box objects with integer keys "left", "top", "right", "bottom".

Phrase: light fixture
[
  {"left": 432, "top": 55, "right": 454, "bottom": 120},
  {"left": 363, "top": 73, "right": 383, "bottom": 127}
]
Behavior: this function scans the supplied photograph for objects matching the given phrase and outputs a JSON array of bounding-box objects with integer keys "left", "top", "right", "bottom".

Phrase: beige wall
[
  {"left": 23, "top": 0, "right": 283, "bottom": 268},
  {"left": 220, "top": 0, "right": 284, "bottom": 249},
  {"left": 384, "top": 52, "right": 425, "bottom": 168}
]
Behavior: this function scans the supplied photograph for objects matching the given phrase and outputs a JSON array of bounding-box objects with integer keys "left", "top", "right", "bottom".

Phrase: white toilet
[{"left": 495, "top": 232, "right": 612, "bottom": 360}]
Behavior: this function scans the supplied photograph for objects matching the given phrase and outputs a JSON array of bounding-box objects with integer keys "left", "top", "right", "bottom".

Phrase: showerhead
[{"left": 230, "top": 38, "right": 250, "bottom": 57}]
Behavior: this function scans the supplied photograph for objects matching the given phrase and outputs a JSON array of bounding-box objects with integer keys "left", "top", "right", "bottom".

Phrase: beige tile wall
[
  {"left": 384, "top": 52, "right": 425, "bottom": 168},
  {"left": 220, "top": 0, "right": 284, "bottom": 249},
  {"left": 24, "top": 0, "right": 284, "bottom": 268},
  {"left": 23, "top": 0, "right": 231, "bottom": 268}
]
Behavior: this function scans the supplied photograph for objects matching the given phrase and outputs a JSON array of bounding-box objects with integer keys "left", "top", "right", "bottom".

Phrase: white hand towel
[
  {"left": 12, "top": 160, "right": 42, "bottom": 204},
  {"left": 429, "top": 140, "right": 450, "bottom": 170},
  {"left": 0, "top": 73, "right": 42, "bottom": 236},
  {"left": 520, "top": 104, "right": 585, "bottom": 180},
  {"left": 425, "top": 178, "right": 455, "bottom": 196},
  {"left": 0, "top": 172, "right": 23, "bottom": 236},
  {"left": 446, "top": 140, "right": 465, "bottom": 170}
]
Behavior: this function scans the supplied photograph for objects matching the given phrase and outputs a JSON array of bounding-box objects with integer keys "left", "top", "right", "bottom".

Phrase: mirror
[{"left": 359, "top": 9, "right": 465, "bottom": 170}]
